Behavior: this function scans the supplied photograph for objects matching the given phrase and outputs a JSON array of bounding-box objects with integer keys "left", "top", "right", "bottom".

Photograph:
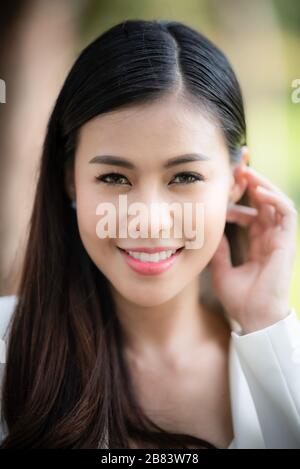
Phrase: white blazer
[{"left": 1, "top": 294, "right": 300, "bottom": 449}]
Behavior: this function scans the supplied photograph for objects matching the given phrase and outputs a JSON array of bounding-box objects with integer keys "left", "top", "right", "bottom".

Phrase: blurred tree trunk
[
  {"left": 0, "top": 0, "right": 29, "bottom": 295},
  {"left": 0, "top": 0, "right": 79, "bottom": 295}
]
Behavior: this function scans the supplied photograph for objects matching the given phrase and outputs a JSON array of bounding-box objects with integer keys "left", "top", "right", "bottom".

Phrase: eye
[
  {"left": 169, "top": 172, "right": 205, "bottom": 185},
  {"left": 95, "top": 172, "right": 131, "bottom": 186}
]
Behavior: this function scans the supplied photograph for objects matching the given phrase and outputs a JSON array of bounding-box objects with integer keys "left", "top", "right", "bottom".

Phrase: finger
[
  {"left": 241, "top": 166, "right": 291, "bottom": 202},
  {"left": 246, "top": 194, "right": 277, "bottom": 228},
  {"left": 248, "top": 218, "right": 264, "bottom": 239},
  {"left": 236, "top": 186, "right": 277, "bottom": 230},
  {"left": 275, "top": 211, "right": 283, "bottom": 225},
  {"left": 254, "top": 185, "right": 298, "bottom": 232},
  {"left": 226, "top": 203, "right": 258, "bottom": 227},
  {"left": 258, "top": 204, "right": 277, "bottom": 228}
]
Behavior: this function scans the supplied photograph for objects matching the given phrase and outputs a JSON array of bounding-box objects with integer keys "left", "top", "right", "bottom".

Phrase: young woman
[{"left": 0, "top": 19, "right": 299, "bottom": 449}]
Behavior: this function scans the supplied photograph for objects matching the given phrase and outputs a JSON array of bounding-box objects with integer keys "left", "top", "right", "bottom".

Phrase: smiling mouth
[{"left": 117, "top": 246, "right": 184, "bottom": 263}]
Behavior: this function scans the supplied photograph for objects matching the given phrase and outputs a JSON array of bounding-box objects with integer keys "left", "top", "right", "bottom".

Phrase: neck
[{"left": 110, "top": 274, "right": 228, "bottom": 359}]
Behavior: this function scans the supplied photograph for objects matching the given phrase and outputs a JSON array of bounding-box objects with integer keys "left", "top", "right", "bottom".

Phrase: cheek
[
  {"left": 204, "top": 201, "right": 227, "bottom": 249},
  {"left": 184, "top": 189, "right": 228, "bottom": 268},
  {"left": 202, "top": 194, "right": 228, "bottom": 256}
]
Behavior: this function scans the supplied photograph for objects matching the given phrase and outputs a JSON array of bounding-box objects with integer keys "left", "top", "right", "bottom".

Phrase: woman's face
[{"left": 68, "top": 95, "right": 244, "bottom": 307}]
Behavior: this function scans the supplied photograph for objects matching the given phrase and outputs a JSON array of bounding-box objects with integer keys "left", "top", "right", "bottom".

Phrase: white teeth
[{"left": 126, "top": 249, "right": 178, "bottom": 262}]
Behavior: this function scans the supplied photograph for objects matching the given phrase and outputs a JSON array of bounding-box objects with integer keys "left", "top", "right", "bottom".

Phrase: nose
[
  {"left": 146, "top": 201, "right": 174, "bottom": 238},
  {"left": 121, "top": 189, "right": 178, "bottom": 240}
]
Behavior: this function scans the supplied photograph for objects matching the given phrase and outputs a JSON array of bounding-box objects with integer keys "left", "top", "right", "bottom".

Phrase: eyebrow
[{"left": 89, "top": 153, "right": 211, "bottom": 169}]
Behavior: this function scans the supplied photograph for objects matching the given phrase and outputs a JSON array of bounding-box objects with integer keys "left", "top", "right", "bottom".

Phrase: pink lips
[
  {"left": 119, "top": 246, "right": 183, "bottom": 253},
  {"left": 118, "top": 247, "right": 184, "bottom": 275}
]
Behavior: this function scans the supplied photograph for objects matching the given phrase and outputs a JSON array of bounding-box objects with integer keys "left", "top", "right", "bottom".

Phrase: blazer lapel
[{"left": 228, "top": 336, "right": 265, "bottom": 448}]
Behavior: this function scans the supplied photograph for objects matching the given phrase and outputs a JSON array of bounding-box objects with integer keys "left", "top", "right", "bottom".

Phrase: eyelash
[{"left": 95, "top": 171, "right": 206, "bottom": 186}]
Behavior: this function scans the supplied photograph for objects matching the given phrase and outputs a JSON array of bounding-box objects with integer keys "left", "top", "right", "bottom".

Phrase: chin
[{"left": 115, "top": 285, "right": 179, "bottom": 308}]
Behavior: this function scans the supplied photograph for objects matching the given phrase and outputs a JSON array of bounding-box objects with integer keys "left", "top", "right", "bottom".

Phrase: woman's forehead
[{"left": 75, "top": 100, "right": 228, "bottom": 166}]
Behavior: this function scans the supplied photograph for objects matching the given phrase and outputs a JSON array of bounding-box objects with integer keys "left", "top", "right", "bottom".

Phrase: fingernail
[{"left": 256, "top": 185, "right": 268, "bottom": 193}]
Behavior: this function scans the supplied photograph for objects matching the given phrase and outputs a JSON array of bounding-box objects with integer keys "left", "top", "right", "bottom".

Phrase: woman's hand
[{"left": 209, "top": 166, "right": 298, "bottom": 334}]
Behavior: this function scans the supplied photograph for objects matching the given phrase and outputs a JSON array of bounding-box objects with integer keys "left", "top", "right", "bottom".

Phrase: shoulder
[{"left": 0, "top": 295, "right": 18, "bottom": 341}]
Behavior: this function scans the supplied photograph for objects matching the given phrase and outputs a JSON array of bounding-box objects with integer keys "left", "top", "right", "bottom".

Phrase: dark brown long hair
[{"left": 1, "top": 19, "right": 251, "bottom": 448}]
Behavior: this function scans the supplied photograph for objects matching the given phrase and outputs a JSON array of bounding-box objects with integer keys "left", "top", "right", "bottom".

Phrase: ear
[
  {"left": 64, "top": 158, "right": 76, "bottom": 202},
  {"left": 228, "top": 146, "right": 249, "bottom": 204}
]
